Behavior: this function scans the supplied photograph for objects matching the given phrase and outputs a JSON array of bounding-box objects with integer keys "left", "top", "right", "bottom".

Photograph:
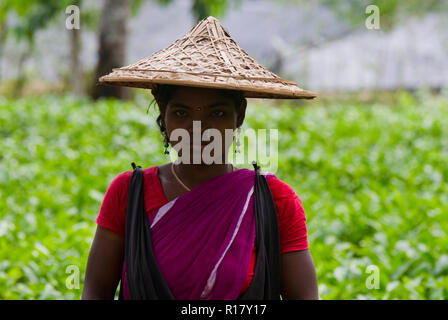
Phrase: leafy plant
[{"left": 0, "top": 90, "right": 447, "bottom": 299}]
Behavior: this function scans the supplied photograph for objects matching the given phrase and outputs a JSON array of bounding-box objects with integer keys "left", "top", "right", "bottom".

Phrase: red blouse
[{"left": 96, "top": 166, "right": 309, "bottom": 295}]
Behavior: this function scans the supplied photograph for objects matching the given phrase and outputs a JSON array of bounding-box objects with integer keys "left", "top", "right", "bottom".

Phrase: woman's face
[{"left": 161, "top": 86, "right": 246, "bottom": 164}]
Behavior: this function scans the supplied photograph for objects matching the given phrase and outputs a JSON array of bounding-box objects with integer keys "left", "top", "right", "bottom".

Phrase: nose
[
  {"left": 186, "top": 122, "right": 215, "bottom": 145},
  {"left": 187, "top": 118, "right": 210, "bottom": 136}
]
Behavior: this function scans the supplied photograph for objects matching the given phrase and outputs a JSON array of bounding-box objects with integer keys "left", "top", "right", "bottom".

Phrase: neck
[{"left": 174, "top": 161, "right": 234, "bottom": 188}]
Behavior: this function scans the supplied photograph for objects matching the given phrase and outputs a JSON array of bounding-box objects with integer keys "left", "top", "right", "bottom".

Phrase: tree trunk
[
  {"left": 91, "top": 0, "right": 131, "bottom": 100},
  {"left": 70, "top": 28, "right": 84, "bottom": 95},
  {"left": 0, "top": 21, "right": 7, "bottom": 81},
  {"left": 13, "top": 44, "right": 32, "bottom": 98}
]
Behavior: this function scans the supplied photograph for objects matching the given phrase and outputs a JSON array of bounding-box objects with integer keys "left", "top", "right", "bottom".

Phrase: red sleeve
[
  {"left": 267, "top": 175, "right": 309, "bottom": 254},
  {"left": 95, "top": 171, "right": 132, "bottom": 238}
]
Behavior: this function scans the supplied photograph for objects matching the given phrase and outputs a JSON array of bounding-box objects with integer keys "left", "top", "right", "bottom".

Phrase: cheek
[
  {"left": 164, "top": 114, "right": 188, "bottom": 132},
  {"left": 213, "top": 111, "right": 238, "bottom": 128},
  {"left": 207, "top": 121, "right": 236, "bottom": 142}
]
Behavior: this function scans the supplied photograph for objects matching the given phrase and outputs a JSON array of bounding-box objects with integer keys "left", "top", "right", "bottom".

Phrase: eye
[
  {"left": 211, "top": 110, "right": 225, "bottom": 117},
  {"left": 174, "top": 110, "right": 187, "bottom": 118}
]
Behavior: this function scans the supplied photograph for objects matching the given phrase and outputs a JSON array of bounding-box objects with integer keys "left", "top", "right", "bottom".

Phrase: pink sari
[{"left": 121, "top": 168, "right": 263, "bottom": 299}]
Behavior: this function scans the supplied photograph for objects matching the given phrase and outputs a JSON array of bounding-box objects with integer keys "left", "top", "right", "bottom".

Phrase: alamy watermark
[
  {"left": 365, "top": 265, "right": 380, "bottom": 289},
  {"left": 66, "top": 264, "right": 80, "bottom": 290},
  {"left": 66, "top": 5, "right": 80, "bottom": 30},
  {"left": 365, "top": 5, "right": 380, "bottom": 30},
  {"left": 165, "top": 121, "right": 279, "bottom": 173}
]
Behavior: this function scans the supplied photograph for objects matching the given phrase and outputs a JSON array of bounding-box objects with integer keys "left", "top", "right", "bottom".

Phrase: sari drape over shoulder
[{"left": 121, "top": 162, "right": 280, "bottom": 300}]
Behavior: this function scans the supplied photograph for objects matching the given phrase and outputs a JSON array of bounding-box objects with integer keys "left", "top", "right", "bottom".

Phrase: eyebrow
[{"left": 169, "top": 101, "right": 231, "bottom": 109}]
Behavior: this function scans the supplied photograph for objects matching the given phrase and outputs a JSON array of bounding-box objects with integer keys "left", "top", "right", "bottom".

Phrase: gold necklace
[
  {"left": 170, "top": 162, "right": 235, "bottom": 192},
  {"left": 171, "top": 162, "right": 191, "bottom": 191}
]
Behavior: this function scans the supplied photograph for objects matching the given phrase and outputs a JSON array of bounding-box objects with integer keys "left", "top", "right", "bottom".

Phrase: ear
[{"left": 236, "top": 99, "right": 247, "bottom": 128}]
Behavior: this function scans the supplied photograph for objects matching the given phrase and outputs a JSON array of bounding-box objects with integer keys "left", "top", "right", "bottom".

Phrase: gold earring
[{"left": 163, "top": 134, "right": 170, "bottom": 155}]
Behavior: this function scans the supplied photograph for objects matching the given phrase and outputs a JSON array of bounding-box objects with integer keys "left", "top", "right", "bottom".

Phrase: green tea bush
[{"left": 0, "top": 91, "right": 447, "bottom": 299}]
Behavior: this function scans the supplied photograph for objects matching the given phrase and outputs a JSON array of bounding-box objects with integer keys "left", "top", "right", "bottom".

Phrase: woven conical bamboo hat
[{"left": 98, "top": 16, "right": 316, "bottom": 99}]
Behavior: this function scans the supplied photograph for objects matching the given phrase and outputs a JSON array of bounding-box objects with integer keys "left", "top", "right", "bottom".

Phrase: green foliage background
[{"left": 0, "top": 91, "right": 447, "bottom": 299}]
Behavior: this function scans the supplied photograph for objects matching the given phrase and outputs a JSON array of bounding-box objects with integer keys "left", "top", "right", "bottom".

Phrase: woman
[{"left": 82, "top": 16, "right": 318, "bottom": 300}]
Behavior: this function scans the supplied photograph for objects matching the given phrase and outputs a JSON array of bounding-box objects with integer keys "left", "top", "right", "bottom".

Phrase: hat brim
[{"left": 99, "top": 69, "right": 317, "bottom": 99}]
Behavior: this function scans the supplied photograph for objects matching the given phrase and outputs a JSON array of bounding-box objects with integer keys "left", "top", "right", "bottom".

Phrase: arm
[
  {"left": 265, "top": 176, "right": 318, "bottom": 299},
  {"left": 81, "top": 225, "right": 124, "bottom": 300},
  {"left": 281, "top": 249, "right": 319, "bottom": 300}
]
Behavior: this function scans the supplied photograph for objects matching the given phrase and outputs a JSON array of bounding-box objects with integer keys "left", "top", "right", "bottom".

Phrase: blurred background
[
  {"left": 0, "top": 0, "right": 447, "bottom": 299},
  {"left": 1, "top": 0, "right": 447, "bottom": 98}
]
